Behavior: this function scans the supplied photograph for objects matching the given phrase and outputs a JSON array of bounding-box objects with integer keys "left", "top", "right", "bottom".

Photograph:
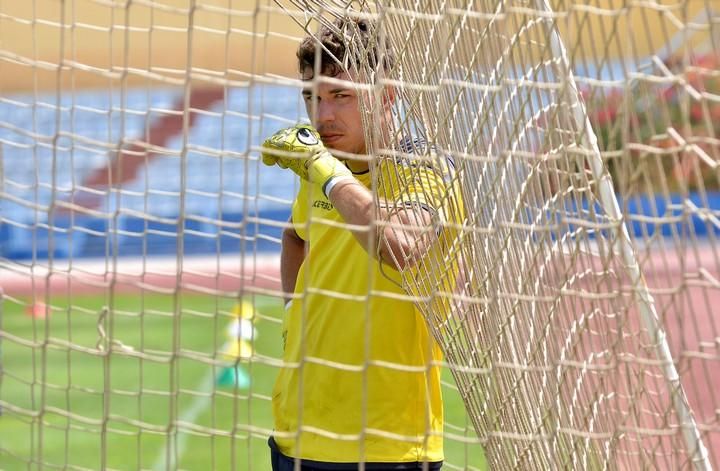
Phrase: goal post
[
  {"left": 0, "top": 1, "right": 719, "bottom": 469},
  {"left": 538, "top": 0, "right": 710, "bottom": 466}
]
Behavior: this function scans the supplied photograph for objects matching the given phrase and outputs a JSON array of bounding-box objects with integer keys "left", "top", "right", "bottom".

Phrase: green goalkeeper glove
[{"left": 261, "top": 124, "right": 354, "bottom": 197}]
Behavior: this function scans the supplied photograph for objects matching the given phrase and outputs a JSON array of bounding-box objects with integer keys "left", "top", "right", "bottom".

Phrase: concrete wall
[
  {"left": 0, "top": 0, "right": 714, "bottom": 92},
  {"left": 0, "top": 0, "right": 306, "bottom": 92}
]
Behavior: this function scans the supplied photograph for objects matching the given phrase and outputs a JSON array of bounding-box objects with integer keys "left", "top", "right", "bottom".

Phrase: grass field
[{"left": 0, "top": 292, "right": 486, "bottom": 470}]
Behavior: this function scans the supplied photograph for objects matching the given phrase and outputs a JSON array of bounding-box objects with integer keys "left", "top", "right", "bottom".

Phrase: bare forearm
[
  {"left": 327, "top": 179, "right": 433, "bottom": 270},
  {"left": 280, "top": 226, "right": 305, "bottom": 304}
]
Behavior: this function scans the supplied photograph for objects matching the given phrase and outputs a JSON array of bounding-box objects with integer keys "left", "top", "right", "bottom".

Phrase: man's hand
[{"left": 261, "top": 124, "right": 353, "bottom": 197}]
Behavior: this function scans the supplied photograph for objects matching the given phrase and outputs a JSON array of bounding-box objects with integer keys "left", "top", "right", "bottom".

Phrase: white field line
[{"left": 151, "top": 369, "right": 217, "bottom": 471}]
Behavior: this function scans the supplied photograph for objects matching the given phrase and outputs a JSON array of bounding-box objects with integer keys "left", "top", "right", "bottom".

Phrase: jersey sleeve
[
  {"left": 376, "top": 153, "right": 466, "bottom": 325},
  {"left": 376, "top": 155, "right": 462, "bottom": 229}
]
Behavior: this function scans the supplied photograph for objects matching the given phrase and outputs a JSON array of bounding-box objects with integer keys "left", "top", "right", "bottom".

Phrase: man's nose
[{"left": 314, "top": 100, "right": 335, "bottom": 123}]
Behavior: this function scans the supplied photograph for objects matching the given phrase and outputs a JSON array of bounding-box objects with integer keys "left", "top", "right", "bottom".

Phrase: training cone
[
  {"left": 25, "top": 302, "right": 49, "bottom": 318},
  {"left": 221, "top": 339, "right": 253, "bottom": 361},
  {"left": 216, "top": 365, "right": 251, "bottom": 389},
  {"left": 232, "top": 300, "right": 256, "bottom": 321},
  {"left": 227, "top": 318, "right": 256, "bottom": 341}
]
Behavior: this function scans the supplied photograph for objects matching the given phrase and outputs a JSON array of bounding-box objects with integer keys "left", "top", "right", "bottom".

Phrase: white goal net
[{"left": 0, "top": 1, "right": 718, "bottom": 470}]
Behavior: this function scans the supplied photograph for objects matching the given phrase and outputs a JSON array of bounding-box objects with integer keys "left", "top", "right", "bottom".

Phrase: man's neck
[{"left": 346, "top": 159, "right": 370, "bottom": 173}]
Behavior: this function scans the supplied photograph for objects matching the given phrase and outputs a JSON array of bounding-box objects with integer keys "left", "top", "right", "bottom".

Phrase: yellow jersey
[{"left": 272, "top": 150, "right": 463, "bottom": 464}]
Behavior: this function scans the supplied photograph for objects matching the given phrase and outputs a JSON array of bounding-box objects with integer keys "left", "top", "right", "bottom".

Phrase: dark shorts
[{"left": 269, "top": 437, "right": 443, "bottom": 470}]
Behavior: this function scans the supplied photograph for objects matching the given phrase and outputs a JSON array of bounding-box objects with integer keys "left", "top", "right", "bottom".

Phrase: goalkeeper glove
[{"left": 261, "top": 124, "right": 354, "bottom": 197}]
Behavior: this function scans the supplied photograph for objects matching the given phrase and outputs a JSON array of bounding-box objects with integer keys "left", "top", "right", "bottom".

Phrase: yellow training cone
[
  {"left": 222, "top": 338, "right": 253, "bottom": 360},
  {"left": 232, "top": 300, "right": 256, "bottom": 321}
]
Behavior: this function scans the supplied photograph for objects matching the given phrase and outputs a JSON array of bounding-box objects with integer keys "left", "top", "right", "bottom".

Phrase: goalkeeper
[{"left": 262, "top": 16, "right": 463, "bottom": 471}]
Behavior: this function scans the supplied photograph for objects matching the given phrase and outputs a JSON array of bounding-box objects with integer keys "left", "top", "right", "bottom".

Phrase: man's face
[{"left": 302, "top": 69, "right": 367, "bottom": 158}]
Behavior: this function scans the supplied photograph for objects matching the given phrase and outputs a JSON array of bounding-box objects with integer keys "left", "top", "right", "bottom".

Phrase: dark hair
[{"left": 296, "top": 16, "right": 394, "bottom": 78}]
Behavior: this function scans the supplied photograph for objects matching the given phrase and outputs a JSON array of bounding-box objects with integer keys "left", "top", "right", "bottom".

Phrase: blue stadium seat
[{"left": 1, "top": 216, "right": 87, "bottom": 260}]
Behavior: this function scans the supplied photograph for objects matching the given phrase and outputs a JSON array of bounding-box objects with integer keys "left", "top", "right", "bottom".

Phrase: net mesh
[
  {"left": 292, "top": 0, "right": 718, "bottom": 468},
  {"left": 0, "top": 0, "right": 718, "bottom": 469}
]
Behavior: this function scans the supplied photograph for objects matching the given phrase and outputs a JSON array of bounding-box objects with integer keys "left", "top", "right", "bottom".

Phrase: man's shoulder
[
  {"left": 397, "top": 135, "right": 430, "bottom": 155},
  {"left": 392, "top": 135, "right": 456, "bottom": 181}
]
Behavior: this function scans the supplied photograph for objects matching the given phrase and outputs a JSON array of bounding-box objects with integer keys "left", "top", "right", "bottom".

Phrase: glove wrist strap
[{"left": 322, "top": 175, "right": 355, "bottom": 199}]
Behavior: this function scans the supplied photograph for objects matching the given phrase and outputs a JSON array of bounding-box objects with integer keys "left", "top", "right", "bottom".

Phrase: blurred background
[
  {"left": 0, "top": 0, "right": 306, "bottom": 262},
  {"left": 0, "top": 0, "right": 718, "bottom": 469}
]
